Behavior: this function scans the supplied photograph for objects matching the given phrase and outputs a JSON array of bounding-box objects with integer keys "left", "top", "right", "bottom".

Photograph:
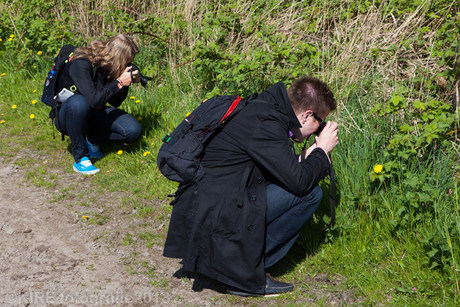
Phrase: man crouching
[{"left": 163, "top": 77, "right": 338, "bottom": 296}]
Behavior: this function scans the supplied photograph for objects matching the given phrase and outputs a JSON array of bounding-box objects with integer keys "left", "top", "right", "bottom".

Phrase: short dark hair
[{"left": 287, "top": 76, "right": 336, "bottom": 116}]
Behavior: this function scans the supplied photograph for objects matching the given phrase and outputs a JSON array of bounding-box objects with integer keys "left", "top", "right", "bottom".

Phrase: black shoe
[
  {"left": 264, "top": 273, "right": 294, "bottom": 296},
  {"left": 227, "top": 273, "right": 294, "bottom": 297}
]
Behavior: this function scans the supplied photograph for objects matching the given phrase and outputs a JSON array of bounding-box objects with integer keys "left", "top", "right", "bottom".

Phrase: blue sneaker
[
  {"left": 73, "top": 157, "right": 100, "bottom": 175},
  {"left": 86, "top": 137, "right": 103, "bottom": 159}
]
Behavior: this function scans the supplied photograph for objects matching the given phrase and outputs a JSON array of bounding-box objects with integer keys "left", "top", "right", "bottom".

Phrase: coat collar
[{"left": 260, "top": 81, "right": 302, "bottom": 129}]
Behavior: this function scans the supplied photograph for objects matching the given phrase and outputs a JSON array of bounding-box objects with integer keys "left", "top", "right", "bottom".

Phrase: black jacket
[
  {"left": 56, "top": 57, "right": 128, "bottom": 109},
  {"left": 163, "top": 82, "right": 331, "bottom": 294}
]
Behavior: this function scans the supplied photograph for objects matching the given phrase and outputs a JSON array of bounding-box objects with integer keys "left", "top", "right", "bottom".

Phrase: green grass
[{"left": 1, "top": 19, "right": 460, "bottom": 307}]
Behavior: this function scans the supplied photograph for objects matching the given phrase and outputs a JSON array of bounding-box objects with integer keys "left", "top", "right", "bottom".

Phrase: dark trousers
[
  {"left": 264, "top": 184, "right": 323, "bottom": 268},
  {"left": 55, "top": 94, "right": 142, "bottom": 163}
]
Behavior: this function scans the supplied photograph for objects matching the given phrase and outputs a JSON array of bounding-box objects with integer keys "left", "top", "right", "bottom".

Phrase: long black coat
[{"left": 163, "top": 82, "right": 330, "bottom": 294}]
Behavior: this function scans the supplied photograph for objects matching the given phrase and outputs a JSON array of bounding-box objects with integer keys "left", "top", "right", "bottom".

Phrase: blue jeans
[
  {"left": 264, "top": 184, "right": 323, "bottom": 268},
  {"left": 55, "top": 94, "right": 142, "bottom": 162}
]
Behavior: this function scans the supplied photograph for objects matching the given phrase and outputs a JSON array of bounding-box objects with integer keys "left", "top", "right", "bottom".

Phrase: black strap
[{"left": 310, "top": 163, "right": 336, "bottom": 231}]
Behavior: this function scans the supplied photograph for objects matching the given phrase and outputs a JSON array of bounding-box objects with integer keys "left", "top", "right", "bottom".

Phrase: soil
[
  {"left": 0, "top": 153, "right": 360, "bottom": 306},
  {"left": 0, "top": 155, "right": 223, "bottom": 307}
]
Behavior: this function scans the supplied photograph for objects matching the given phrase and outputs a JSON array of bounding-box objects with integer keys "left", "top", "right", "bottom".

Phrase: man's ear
[{"left": 301, "top": 110, "right": 314, "bottom": 122}]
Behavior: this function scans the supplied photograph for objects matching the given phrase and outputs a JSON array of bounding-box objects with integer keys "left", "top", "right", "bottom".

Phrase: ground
[
  {"left": 0, "top": 153, "right": 360, "bottom": 307},
  {"left": 0, "top": 154, "right": 227, "bottom": 307}
]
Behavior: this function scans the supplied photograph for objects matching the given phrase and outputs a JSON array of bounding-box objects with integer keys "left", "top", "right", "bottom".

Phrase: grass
[
  {"left": 1, "top": 55, "right": 459, "bottom": 307},
  {"left": 1, "top": 1, "right": 460, "bottom": 305}
]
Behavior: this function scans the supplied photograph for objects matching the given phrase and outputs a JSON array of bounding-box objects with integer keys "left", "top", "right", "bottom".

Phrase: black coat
[
  {"left": 163, "top": 82, "right": 330, "bottom": 294},
  {"left": 56, "top": 58, "right": 128, "bottom": 109}
]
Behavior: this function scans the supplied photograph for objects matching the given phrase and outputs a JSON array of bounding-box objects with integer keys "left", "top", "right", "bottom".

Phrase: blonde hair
[{"left": 72, "top": 34, "right": 139, "bottom": 79}]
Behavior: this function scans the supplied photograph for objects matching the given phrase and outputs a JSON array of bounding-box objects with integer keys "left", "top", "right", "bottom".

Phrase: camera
[
  {"left": 128, "top": 63, "right": 152, "bottom": 88},
  {"left": 315, "top": 121, "right": 327, "bottom": 136}
]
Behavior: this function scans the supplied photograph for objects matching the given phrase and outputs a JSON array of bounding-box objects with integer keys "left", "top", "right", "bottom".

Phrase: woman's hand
[
  {"left": 118, "top": 66, "right": 139, "bottom": 86},
  {"left": 315, "top": 121, "right": 339, "bottom": 154}
]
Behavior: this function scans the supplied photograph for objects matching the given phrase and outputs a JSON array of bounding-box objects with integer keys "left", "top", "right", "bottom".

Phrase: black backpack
[
  {"left": 157, "top": 93, "right": 256, "bottom": 184},
  {"left": 40, "top": 44, "right": 77, "bottom": 119}
]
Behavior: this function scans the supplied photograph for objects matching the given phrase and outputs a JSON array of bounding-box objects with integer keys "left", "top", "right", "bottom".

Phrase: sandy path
[{"left": 0, "top": 161, "right": 220, "bottom": 307}]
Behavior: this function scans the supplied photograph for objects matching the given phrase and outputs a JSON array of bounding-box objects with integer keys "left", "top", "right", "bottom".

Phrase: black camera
[
  {"left": 315, "top": 121, "right": 327, "bottom": 136},
  {"left": 128, "top": 63, "right": 152, "bottom": 88}
]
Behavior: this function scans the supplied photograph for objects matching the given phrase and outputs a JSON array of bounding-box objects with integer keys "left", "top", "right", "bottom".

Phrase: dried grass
[{"left": 13, "top": 0, "right": 449, "bottom": 102}]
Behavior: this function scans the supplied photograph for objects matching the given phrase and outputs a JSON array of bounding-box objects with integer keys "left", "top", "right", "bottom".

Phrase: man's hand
[
  {"left": 315, "top": 121, "right": 339, "bottom": 154},
  {"left": 302, "top": 143, "right": 318, "bottom": 159}
]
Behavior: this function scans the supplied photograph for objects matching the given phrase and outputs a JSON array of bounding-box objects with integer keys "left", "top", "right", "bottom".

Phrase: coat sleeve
[
  {"left": 69, "top": 58, "right": 126, "bottom": 109},
  {"left": 246, "top": 112, "right": 330, "bottom": 195}
]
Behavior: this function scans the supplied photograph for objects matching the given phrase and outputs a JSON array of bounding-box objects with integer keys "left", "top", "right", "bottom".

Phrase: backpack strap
[{"left": 309, "top": 163, "right": 336, "bottom": 231}]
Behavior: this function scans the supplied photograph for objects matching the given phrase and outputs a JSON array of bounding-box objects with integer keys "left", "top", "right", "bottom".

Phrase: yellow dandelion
[
  {"left": 0, "top": 38, "right": 2, "bottom": 42},
  {"left": 37, "top": 51, "right": 42, "bottom": 55},
  {"left": 81, "top": 215, "right": 89, "bottom": 220},
  {"left": 135, "top": 100, "right": 140, "bottom": 103},
  {"left": 33, "top": 90, "right": 37, "bottom": 93},
  {"left": 9, "top": 34, "right": 14, "bottom": 38},
  {"left": 34, "top": 65, "right": 37, "bottom": 68},
  {"left": 117, "top": 150, "right": 123, "bottom": 155},
  {"left": 1, "top": 120, "right": 5, "bottom": 124},
  {"left": 143, "top": 151, "right": 150, "bottom": 156},
  {"left": 1, "top": 73, "right": 5, "bottom": 76},
  {"left": 130, "top": 96, "right": 135, "bottom": 99},
  {"left": 32, "top": 100, "right": 37, "bottom": 104},
  {"left": 12, "top": 104, "right": 17, "bottom": 109},
  {"left": 186, "top": 112, "right": 191, "bottom": 116},
  {"left": 373, "top": 164, "right": 383, "bottom": 174},
  {"left": 30, "top": 114, "right": 35, "bottom": 119},
  {"left": 8, "top": 38, "right": 12, "bottom": 42},
  {"left": 151, "top": 142, "right": 154, "bottom": 146}
]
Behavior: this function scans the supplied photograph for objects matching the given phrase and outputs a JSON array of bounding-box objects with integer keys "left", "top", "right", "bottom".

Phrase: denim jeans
[
  {"left": 264, "top": 184, "right": 323, "bottom": 268},
  {"left": 55, "top": 94, "right": 142, "bottom": 162}
]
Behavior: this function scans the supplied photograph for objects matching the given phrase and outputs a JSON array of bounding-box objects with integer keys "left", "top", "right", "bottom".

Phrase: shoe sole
[
  {"left": 227, "top": 290, "right": 290, "bottom": 297},
  {"left": 73, "top": 166, "right": 100, "bottom": 175}
]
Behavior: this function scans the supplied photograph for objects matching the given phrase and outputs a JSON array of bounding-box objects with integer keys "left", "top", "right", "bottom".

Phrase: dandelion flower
[
  {"left": 186, "top": 112, "right": 191, "bottom": 116},
  {"left": 0, "top": 39, "right": 2, "bottom": 42},
  {"left": 8, "top": 38, "right": 12, "bottom": 42},
  {"left": 1, "top": 73, "right": 5, "bottom": 76},
  {"left": 12, "top": 104, "right": 17, "bottom": 109},
  {"left": 32, "top": 100, "right": 37, "bottom": 104},
  {"left": 82, "top": 215, "right": 89, "bottom": 220},
  {"left": 135, "top": 100, "right": 140, "bottom": 103},
  {"left": 34, "top": 65, "right": 37, "bottom": 68},
  {"left": 30, "top": 114, "right": 35, "bottom": 119},
  {"left": 117, "top": 150, "right": 123, "bottom": 155},
  {"left": 143, "top": 151, "right": 150, "bottom": 156},
  {"left": 130, "top": 96, "right": 135, "bottom": 99},
  {"left": 37, "top": 51, "right": 42, "bottom": 55},
  {"left": 33, "top": 90, "right": 37, "bottom": 93},
  {"left": 151, "top": 142, "right": 154, "bottom": 146},
  {"left": 373, "top": 164, "right": 383, "bottom": 174},
  {"left": 0, "top": 120, "right": 5, "bottom": 124},
  {"left": 9, "top": 34, "right": 14, "bottom": 38}
]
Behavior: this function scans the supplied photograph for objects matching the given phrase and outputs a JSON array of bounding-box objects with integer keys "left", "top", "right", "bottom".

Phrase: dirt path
[
  {"left": 0, "top": 155, "right": 359, "bottom": 307},
  {"left": 0, "top": 158, "right": 223, "bottom": 307}
]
